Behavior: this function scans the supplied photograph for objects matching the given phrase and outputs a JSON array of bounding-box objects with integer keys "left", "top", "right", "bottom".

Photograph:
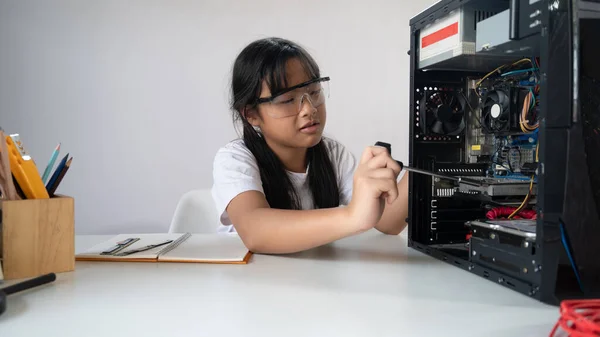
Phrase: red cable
[
  {"left": 486, "top": 207, "right": 537, "bottom": 220},
  {"left": 550, "top": 299, "right": 600, "bottom": 337}
]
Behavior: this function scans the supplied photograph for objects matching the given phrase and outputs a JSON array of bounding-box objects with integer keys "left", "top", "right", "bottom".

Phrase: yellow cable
[
  {"left": 508, "top": 176, "right": 534, "bottom": 219},
  {"left": 476, "top": 58, "right": 531, "bottom": 87},
  {"left": 476, "top": 64, "right": 506, "bottom": 87},
  {"left": 508, "top": 132, "right": 540, "bottom": 219}
]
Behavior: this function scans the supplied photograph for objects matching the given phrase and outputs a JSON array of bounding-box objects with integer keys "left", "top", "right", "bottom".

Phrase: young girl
[{"left": 211, "top": 37, "right": 409, "bottom": 254}]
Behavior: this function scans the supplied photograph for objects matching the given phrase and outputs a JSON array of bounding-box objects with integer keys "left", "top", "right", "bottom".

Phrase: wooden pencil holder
[{"left": 0, "top": 195, "right": 75, "bottom": 280}]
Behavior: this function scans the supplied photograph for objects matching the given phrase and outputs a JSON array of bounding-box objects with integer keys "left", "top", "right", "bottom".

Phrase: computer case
[{"left": 407, "top": 0, "right": 600, "bottom": 305}]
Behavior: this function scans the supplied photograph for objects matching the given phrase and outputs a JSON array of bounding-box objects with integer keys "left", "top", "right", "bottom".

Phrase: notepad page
[
  {"left": 76, "top": 233, "right": 187, "bottom": 260},
  {"left": 158, "top": 233, "right": 249, "bottom": 262}
]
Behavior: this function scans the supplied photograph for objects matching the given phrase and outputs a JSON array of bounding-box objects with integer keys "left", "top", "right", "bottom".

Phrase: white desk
[{"left": 1, "top": 230, "right": 559, "bottom": 337}]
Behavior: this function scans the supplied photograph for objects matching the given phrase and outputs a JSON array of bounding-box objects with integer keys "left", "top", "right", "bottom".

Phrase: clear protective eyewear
[{"left": 255, "top": 77, "right": 330, "bottom": 118}]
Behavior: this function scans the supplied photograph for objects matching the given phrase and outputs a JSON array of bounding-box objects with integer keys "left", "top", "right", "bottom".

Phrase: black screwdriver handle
[
  {"left": 375, "top": 141, "right": 404, "bottom": 169},
  {"left": 373, "top": 141, "right": 481, "bottom": 187},
  {"left": 374, "top": 141, "right": 392, "bottom": 155}
]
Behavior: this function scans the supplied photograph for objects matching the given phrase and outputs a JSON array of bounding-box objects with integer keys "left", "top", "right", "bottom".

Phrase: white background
[{"left": 0, "top": 0, "right": 438, "bottom": 234}]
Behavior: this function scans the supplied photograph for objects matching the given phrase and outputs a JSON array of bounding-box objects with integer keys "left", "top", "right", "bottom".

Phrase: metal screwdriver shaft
[
  {"left": 394, "top": 161, "right": 484, "bottom": 187},
  {"left": 374, "top": 141, "right": 484, "bottom": 187}
]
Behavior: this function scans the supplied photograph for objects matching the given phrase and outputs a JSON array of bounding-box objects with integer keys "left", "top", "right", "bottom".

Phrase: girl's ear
[{"left": 243, "top": 106, "right": 261, "bottom": 127}]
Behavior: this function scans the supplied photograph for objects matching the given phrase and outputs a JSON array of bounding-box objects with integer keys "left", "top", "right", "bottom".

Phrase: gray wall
[{"left": 0, "top": 0, "right": 436, "bottom": 234}]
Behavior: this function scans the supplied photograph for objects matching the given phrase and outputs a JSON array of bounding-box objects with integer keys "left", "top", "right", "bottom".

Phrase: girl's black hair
[{"left": 230, "top": 37, "right": 340, "bottom": 210}]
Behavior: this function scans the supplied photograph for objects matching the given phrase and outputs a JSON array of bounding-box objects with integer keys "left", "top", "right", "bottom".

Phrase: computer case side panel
[
  {"left": 577, "top": 15, "right": 600, "bottom": 295},
  {"left": 536, "top": 0, "right": 571, "bottom": 305},
  {"left": 537, "top": 0, "right": 600, "bottom": 304}
]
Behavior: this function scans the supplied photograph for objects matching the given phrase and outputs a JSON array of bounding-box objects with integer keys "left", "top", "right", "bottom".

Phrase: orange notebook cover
[{"left": 75, "top": 233, "right": 252, "bottom": 264}]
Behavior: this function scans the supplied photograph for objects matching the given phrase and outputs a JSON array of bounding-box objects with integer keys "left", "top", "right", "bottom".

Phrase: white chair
[{"left": 169, "top": 189, "right": 220, "bottom": 233}]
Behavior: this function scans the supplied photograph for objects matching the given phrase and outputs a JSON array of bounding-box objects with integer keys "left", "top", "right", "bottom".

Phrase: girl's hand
[{"left": 346, "top": 146, "right": 402, "bottom": 233}]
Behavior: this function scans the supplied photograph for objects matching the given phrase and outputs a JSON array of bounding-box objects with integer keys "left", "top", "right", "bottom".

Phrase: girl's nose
[{"left": 298, "top": 93, "right": 317, "bottom": 116}]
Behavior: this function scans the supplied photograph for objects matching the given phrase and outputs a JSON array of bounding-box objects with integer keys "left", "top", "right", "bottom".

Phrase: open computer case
[{"left": 407, "top": 0, "right": 600, "bottom": 305}]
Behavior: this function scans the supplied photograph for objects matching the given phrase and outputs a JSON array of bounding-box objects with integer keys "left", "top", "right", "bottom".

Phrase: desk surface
[{"left": 1, "top": 230, "right": 559, "bottom": 337}]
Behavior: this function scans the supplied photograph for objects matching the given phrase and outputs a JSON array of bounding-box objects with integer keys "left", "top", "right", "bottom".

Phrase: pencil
[
  {"left": 45, "top": 153, "right": 68, "bottom": 191},
  {"left": 48, "top": 157, "right": 72, "bottom": 196},
  {"left": 42, "top": 143, "right": 61, "bottom": 184}
]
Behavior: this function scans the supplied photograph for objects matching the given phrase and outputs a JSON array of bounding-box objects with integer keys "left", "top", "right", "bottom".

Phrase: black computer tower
[{"left": 407, "top": 0, "right": 600, "bottom": 305}]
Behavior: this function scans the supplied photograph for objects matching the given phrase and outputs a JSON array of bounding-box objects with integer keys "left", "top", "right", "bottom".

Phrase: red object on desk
[{"left": 549, "top": 299, "right": 600, "bottom": 337}]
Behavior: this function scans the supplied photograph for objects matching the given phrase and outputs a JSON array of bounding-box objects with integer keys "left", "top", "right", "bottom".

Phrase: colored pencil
[
  {"left": 42, "top": 143, "right": 61, "bottom": 184},
  {"left": 48, "top": 157, "right": 72, "bottom": 196},
  {"left": 45, "top": 153, "right": 68, "bottom": 191}
]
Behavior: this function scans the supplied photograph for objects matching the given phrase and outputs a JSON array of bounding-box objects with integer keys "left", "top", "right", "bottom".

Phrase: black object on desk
[{"left": 0, "top": 273, "right": 56, "bottom": 316}]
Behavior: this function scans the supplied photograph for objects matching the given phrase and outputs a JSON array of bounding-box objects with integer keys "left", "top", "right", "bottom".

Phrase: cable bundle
[
  {"left": 486, "top": 206, "right": 536, "bottom": 220},
  {"left": 550, "top": 299, "right": 600, "bottom": 337}
]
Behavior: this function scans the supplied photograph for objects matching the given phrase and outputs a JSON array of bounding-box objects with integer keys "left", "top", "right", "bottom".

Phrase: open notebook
[{"left": 75, "top": 233, "right": 252, "bottom": 264}]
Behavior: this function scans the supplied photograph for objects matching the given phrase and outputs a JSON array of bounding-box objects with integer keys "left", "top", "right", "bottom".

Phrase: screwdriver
[{"left": 374, "top": 142, "right": 484, "bottom": 187}]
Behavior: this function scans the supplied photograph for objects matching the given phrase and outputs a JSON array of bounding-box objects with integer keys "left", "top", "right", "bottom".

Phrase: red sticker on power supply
[{"left": 421, "top": 22, "right": 459, "bottom": 48}]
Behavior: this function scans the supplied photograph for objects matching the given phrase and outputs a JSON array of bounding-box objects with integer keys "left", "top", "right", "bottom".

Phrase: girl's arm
[
  {"left": 226, "top": 190, "right": 359, "bottom": 254},
  {"left": 374, "top": 172, "right": 409, "bottom": 235},
  {"left": 226, "top": 146, "right": 402, "bottom": 254}
]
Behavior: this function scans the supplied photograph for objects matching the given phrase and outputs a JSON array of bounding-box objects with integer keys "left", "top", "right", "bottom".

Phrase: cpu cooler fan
[
  {"left": 420, "top": 90, "right": 466, "bottom": 136},
  {"left": 481, "top": 88, "right": 528, "bottom": 134},
  {"left": 481, "top": 89, "right": 511, "bottom": 133}
]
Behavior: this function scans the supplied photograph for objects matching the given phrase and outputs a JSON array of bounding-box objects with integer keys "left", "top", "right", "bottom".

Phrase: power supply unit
[{"left": 416, "top": 2, "right": 515, "bottom": 71}]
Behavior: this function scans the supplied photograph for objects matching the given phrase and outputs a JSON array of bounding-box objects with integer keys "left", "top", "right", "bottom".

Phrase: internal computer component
[
  {"left": 416, "top": 2, "right": 516, "bottom": 71},
  {"left": 481, "top": 87, "right": 530, "bottom": 134},
  {"left": 418, "top": 57, "right": 541, "bottom": 245},
  {"left": 467, "top": 219, "right": 540, "bottom": 286},
  {"left": 420, "top": 89, "right": 466, "bottom": 136},
  {"left": 466, "top": 58, "right": 540, "bottom": 180}
]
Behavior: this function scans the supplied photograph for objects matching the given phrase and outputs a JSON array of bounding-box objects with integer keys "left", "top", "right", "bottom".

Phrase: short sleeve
[
  {"left": 324, "top": 138, "right": 357, "bottom": 206},
  {"left": 211, "top": 140, "right": 264, "bottom": 227}
]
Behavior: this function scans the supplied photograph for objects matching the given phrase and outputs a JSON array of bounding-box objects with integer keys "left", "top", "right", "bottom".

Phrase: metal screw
[
  {"left": 472, "top": 250, "right": 477, "bottom": 256},
  {"left": 490, "top": 233, "right": 496, "bottom": 239},
  {"left": 523, "top": 267, "right": 528, "bottom": 273},
  {"left": 532, "top": 260, "right": 536, "bottom": 265},
  {"left": 499, "top": 278, "right": 504, "bottom": 283},
  {"left": 524, "top": 241, "right": 530, "bottom": 248}
]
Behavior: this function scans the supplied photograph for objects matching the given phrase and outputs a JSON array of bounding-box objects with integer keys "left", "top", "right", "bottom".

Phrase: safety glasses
[{"left": 255, "top": 77, "right": 330, "bottom": 118}]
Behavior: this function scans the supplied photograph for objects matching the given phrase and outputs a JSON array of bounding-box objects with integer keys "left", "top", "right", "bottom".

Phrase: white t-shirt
[{"left": 211, "top": 137, "right": 357, "bottom": 233}]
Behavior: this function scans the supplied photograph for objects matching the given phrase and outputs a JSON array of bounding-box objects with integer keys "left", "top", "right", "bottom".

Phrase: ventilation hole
[{"left": 483, "top": 271, "right": 490, "bottom": 278}]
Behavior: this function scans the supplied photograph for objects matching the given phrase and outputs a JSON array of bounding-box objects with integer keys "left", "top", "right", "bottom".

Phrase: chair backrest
[{"left": 169, "top": 189, "right": 220, "bottom": 233}]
